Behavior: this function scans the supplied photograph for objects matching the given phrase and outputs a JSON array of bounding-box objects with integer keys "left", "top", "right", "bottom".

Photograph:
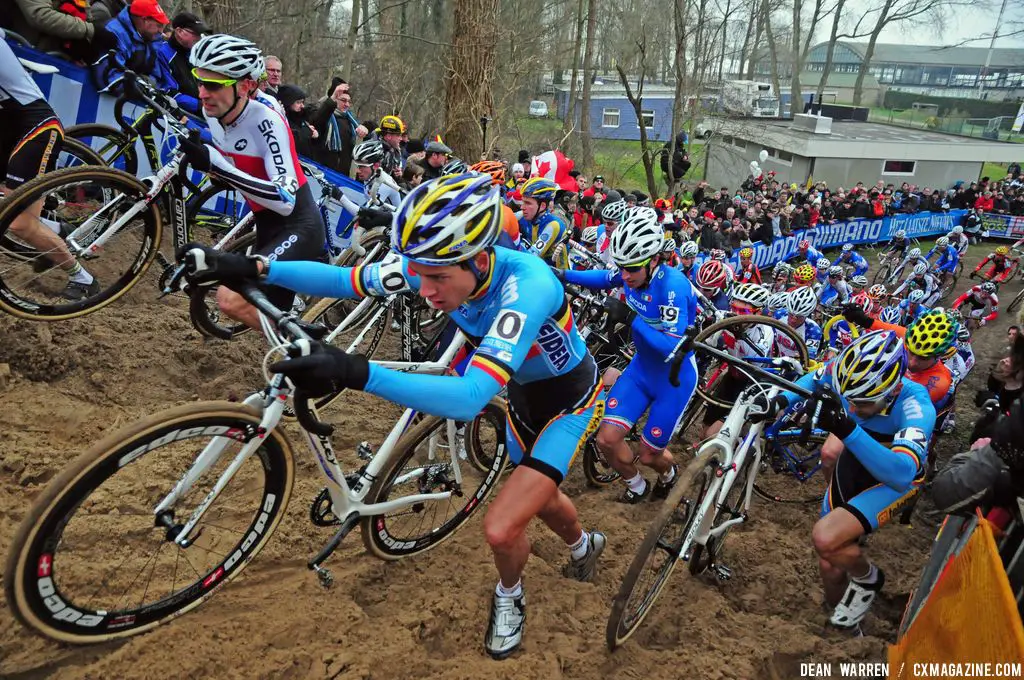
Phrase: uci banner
[{"left": 736, "top": 210, "right": 969, "bottom": 272}]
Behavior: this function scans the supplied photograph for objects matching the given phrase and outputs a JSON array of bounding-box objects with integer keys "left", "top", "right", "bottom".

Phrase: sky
[{"left": 864, "top": 0, "right": 1024, "bottom": 48}]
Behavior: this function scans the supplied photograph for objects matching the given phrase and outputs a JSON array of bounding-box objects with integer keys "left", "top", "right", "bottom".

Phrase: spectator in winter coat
[
  {"left": 975, "top": 191, "right": 995, "bottom": 212},
  {"left": 155, "top": 11, "right": 208, "bottom": 112},
  {"left": 4, "top": 0, "right": 97, "bottom": 60},
  {"left": 278, "top": 84, "right": 333, "bottom": 160},
  {"left": 311, "top": 78, "right": 368, "bottom": 175},
  {"left": 91, "top": 0, "right": 181, "bottom": 101}
]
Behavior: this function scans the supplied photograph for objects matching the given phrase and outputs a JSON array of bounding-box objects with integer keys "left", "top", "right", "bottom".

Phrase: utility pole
[{"left": 978, "top": 0, "right": 1009, "bottom": 100}]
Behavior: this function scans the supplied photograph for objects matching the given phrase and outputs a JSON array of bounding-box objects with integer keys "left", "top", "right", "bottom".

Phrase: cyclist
[
  {"left": 925, "top": 236, "right": 959, "bottom": 295},
  {"left": 791, "top": 263, "right": 816, "bottom": 290},
  {"left": 771, "top": 262, "right": 793, "bottom": 293},
  {"left": 849, "top": 275, "right": 868, "bottom": 297},
  {"left": 837, "top": 243, "right": 868, "bottom": 278},
  {"left": 695, "top": 259, "right": 731, "bottom": 311},
  {"left": 948, "top": 226, "right": 969, "bottom": 255},
  {"left": 940, "top": 326, "right": 974, "bottom": 434},
  {"left": 559, "top": 207, "right": 698, "bottom": 503},
  {"left": 878, "top": 305, "right": 901, "bottom": 325},
  {"left": 348, "top": 140, "right": 403, "bottom": 208},
  {"left": 894, "top": 246, "right": 928, "bottom": 283},
  {"left": 818, "top": 266, "right": 851, "bottom": 306},
  {"left": 180, "top": 172, "right": 606, "bottom": 658},
  {"left": 767, "top": 290, "right": 790, "bottom": 318},
  {"left": 752, "top": 330, "right": 935, "bottom": 631},
  {"left": 679, "top": 240, "right": 700, "bottom": 283},
  {"left": 882, "top": 229, "right": 911, "bottom": 260},
  {"left": 736, "top": 246, "right": 762, "bottom": 284},
  {"left": 850, "top": 290, "right": 881, "bottom": 320},
  {"left": 790, "top": 238, "right": 825, "bottom": 265},
  {"left": 776, "top": 286, "right": 823, "bottom": 360},
  {"left": 661, "top": 237, "right": 682, "bottom": 268},
  {"left": 897, "top": 289, "right": 929, "bottom": 325},
  {"left": 952, "top": 281, "right": 999, "bottom": 329},
  {"left": 178, "top": 34, "right": 326, "bottom": 328},
  {"left": 519, "top": 177, "right": 571, "bottom": 269},
  {"left": 971, "top": 245, "right": 1018, "bottom": 284},
  {"left": 595, "top": 199, "right": 628, "bottom": 264},
  {"left": 891, "top": 263, "right": 937, "bottom": 303},
  {"left": 814, "top": 257, "right": 831, "bottom": 286},
  {"left": 0, "top": 33, "right": 102, "bottom": 300}
]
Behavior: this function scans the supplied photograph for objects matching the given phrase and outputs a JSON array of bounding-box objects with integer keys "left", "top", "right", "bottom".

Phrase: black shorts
[
  {"left": 254, "top": 185, "right": 327, "bottom": 311},
  {"left": 824, "top": 437, "right": 923, "bottom": 534},
  {"left": 0, "top": 100, "right": 63, "bottom": 189},
  {"left": 702, "top": 371, "right": 749, "bottom": 425}
]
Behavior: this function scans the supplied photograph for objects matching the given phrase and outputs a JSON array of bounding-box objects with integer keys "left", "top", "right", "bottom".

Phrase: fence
[{"left": 867, "top": 108, "right": 1024, "bottom": 142}]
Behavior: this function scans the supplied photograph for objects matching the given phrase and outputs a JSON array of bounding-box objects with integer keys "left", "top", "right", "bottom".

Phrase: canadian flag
[{"left": 531, "top": 150, "right": 577, "bottom": 192}]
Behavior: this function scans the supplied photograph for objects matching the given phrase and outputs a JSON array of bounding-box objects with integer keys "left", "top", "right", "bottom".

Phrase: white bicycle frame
[
  {"left": 676, "top": 387, "right": 776, "bottom": 562},
  {"left": 152, "top": 328, "right": 471, "bottom": 549}
]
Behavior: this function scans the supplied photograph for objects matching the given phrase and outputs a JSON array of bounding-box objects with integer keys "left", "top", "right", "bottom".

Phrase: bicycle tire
[
  {"left": 465, "top": 399, "right": 509, "bottom": 474},
  {"left": 4, "top": 401, "right": 295, "bottom": 643},
  {"left": 187, "top": 231, "right": 258, "bottom": 340},
  {"left": 0, "top": 165, "right": 162, "bottom": 321},
  {"left": 693, "top": 314, "right": 810, "bottom": 408},
  {"left": 752, "top": 430, "right": 828, "bottom": 504},
  {"left": 64, "top": 123, "right": 139, "bottom": 175},
  {"left": 872, "top": 262, "right": 892, "bottom": 285},
  {"left": 186, "top": 181, "right": 250, "bottom": 237},
  {"left": 361, "top": 399, "right": 509, "bottom": 560},
  {"left": 606, "top": 454, "right": 719, "bottom": 650},
  {"left": 581, "top": 434, "right": 622, "bottom": 486},
  {"left": 1009, "top": 287, "right": 1024, "bottom": 315}
]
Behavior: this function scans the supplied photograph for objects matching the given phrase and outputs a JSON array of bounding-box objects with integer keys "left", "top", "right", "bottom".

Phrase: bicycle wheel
[
  {"left": 1008, "top": 287, "right": 1024, "bottom": 315},
  {"left": 693, "top": 314, "right": 810, "bottom": 408},
  {"left": 4, "top": 401, "right": 295, "bottom": 643},
  {"left": 581, "top": 434, "right": 622, "bottom": 486},
  {"left": 872, "top": 261, "right": 892, "bottom": 285},
  {"left": 606, "top": 454, "right": 720, "bottom": 650},
  {"left": 361, "top": 399, "right": 508, "bottom": 560},
  {"left": 187, "top": 231, "right": 258, "bottom": 340},
  {"left": 753, "top": 428, "right": 828, "bottom": 504},
  {"left": 186, "top": 181, "right": 250, "bottom": 238},
  {"left": 0, "top": 165, "right": 162, "bottom": 321},
  {"left": 64, "top": 123, "right": 139, "bottom": 175},
  {"left": 937, "top": 270, "right": 959, "bottom": 303},
  {"left": 465, "top": 399, "right": 508, "bottom": 474}
]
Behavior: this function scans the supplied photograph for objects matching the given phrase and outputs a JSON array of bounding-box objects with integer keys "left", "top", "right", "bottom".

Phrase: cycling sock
[
  {"left": 67, "top": 262, "right": 94, "bottom": 285},
  {"left": 851, "top": 562, "right": 878, "bottom": 585},
  {"left": 496, "top": 580, "right": 522, "bottom": 598},
  {"left": 40, "top": 216, "right": 62, "bottom": 235},
  {"left": 569, "top": 531, "right": 590, "bottom": 560},
  {"left": 625, "top": 473, "right": 647, "bottom": 493},
  {"left": 659, "top": 465, "right": 676, "bottom": 483}
]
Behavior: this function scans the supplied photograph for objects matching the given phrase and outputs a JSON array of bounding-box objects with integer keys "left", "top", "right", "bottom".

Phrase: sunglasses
[
  {"left": 622, "top": 258, "right": 652, "bottom": 273},
  {"left": 730, "top": 303, "right": 756, "bottom": 315},
  {"left": 193, "top": 68, "right": 238, "bottom": 91}
]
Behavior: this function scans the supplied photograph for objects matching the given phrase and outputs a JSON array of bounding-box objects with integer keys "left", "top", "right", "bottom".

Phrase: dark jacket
[
  {"left": 156, "top": 34, "right": 197, "bottom": 105},
  {"left": 90, "top": 8, "right": 177, "bottom": 96},
  {"left": 4, "top": 0, "right": 95, "bottom": 57},
  {"left": 87, "top": 0, "right": 124, "bottom": 24},
  {"left": 311, "top": 101, "right": 360, "bottom": 175},
  {"left": 279, "top": 85, "right": 334, "bottom": 160}
]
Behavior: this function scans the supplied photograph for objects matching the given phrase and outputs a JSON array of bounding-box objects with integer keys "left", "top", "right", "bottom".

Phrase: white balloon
[
  {"left": 759, "top": 149, "right": 769, "bottom": 163},
  {"left": 749, "top": 161, "right": 760, "bottom": 175}
]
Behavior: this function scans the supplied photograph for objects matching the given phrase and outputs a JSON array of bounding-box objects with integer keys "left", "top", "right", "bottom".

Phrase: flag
[{"left": 531, "top": 150, "right": 577, "bottom": 192}]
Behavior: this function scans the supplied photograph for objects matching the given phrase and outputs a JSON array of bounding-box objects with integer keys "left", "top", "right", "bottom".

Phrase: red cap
[
  {"left": 703, "top": 211, "right": 715, "bottom": 220},
  {"left": 130, "top": 0, "right": 170, "bottom": 23}
]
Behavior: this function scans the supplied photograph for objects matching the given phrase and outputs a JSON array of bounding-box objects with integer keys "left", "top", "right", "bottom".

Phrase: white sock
[
  {"left": 852, "top": 563, "right": 878, "bottom": 585},
  {"left": 496, "top": 580, "right": 522, "bottom": 598},
  {"left": 67, "top": 262, "right": 94, "bottom": 285},
  {"left": 39, "top": 216, "right": 62, "bottom": 235},
  {"left": 659, "top": 465, "right": 676, "bottom": 483},
  {"left": 625, "top": 473, "right": 647, "bottom": 493},
  {"left": 569, "top": 531, "right": 590, "bottom": 560}
]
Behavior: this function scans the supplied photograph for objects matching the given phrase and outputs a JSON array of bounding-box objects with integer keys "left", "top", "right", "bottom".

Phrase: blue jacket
[
  {"left": 155, "top": 38, "right": 199, "bottom": 113},
  {"left": 91, "top": 8, "right": 178, "bottom": 97}
]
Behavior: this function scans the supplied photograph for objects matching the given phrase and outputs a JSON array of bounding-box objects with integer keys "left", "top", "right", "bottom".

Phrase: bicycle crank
[{"left": 309, "top": 487, "right": 341, "bottom": 527}]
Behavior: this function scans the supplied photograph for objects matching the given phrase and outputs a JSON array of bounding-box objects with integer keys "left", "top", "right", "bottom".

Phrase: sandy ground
[{"left": 0, "top": 246, "right": 1010, "bottom": 679}]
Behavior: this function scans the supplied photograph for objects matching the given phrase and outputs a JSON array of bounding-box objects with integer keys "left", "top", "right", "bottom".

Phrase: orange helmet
[
  {"left": 793, "top": 263, "right": 816, "bottom": 285},
  {"left": 471, "top": 160, "right": 506, "bottom": 185}
]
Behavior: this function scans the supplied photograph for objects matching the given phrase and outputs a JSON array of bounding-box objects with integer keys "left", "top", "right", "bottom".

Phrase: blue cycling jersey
[
  {"left": 265, "top": 247, "right": 589, "bottom": 422},
  {"left": 839, "top": 251, "right": 869, "bottom": 277},
  {"left": 772, "top": 312, "right": 823, "bottom": 359},
  {"left": 819, "top": 280, "right": 851, "bottom": 306},
  {"left": 561, "top": 263, "right": 699, "bottom": 369},
  {"left": 796, "top": 245, "right": 825, "bottom": 264},
  {"left": 782, "top": 370, "right": 936, "bottom": 491},
  {"left": 519, "top": 212, "right": 570, "bottom": 267},
  {"left": 897, "top": 299, "right": 930, "bottom": 323},
  {"left": 926, "top": 246, "right": 960, "bottom": 273}
]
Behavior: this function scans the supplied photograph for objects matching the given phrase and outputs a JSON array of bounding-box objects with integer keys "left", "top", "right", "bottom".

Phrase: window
[
  {"left": 638, "top": 109, "right": 655, "bottom": 129},
  {"left": 882, "top": 160, "right": 916, "bottom": 175},
  {"left": 602, "top": 108, "right": 619, "bottom": 127},
  {"left": 722, "top": 135, "right": 734, "bottom": 146},
  {"left": 778, "top": 151, "right": 794, "bottom": 163}
]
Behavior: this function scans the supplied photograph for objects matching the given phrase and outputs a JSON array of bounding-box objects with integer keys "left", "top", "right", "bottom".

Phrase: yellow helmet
[
  {"left": 905, "top": 309, "right": 958, "bottom": 358},
  {"left": 379, "top": 114, "right": 405, "bottom": 135},
  {"left": 995, "top": 245, "right": 1009, "bottom": 256},
  {"left": 793, "top": 264, "right": 816, "bottom": 285},
  {"left": 832, "top": 330, "right": 907, "bottom": 402}
]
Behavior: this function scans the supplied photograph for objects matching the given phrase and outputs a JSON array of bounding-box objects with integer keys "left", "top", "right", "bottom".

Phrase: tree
[
  {"left": 563, "top": 0, "right": 586, "bottom": 136},
  {"left": 443, "top": 0, "right": 499, "bottom": 160},
  {"left": 614, "top": 29, "right": 658, "bottom": 197},
  {"left": 814, "top": 0, "right": 847, "bottom": 107},
  {"left": 789, "top": 0, "right": 831, "bottom": 117},
  {"left": 579, "top": 0, "right": 598, "bottom": 169}
]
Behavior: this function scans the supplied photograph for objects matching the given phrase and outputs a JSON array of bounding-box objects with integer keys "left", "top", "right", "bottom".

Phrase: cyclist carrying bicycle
[
  {"left": 971, "top": 245, "right": 1018, "bottom": 284},
  {"left": 775, "top": 286, "right": 822, "bottom": 360},
  {"left": 952, "top": 282, "right": 999, "bottom": 328},
  {"left": 558, "top": 207, "right": 698, "bottom": 503},
  {"left": 751, "top": 330, "right": 935, "bottom": 632},
  {"left": 837, "top": 244, "right": 868, "bottom": 277},
  {"left": 736, "top": 246, "right": 762, "bottom": 284},
  {"left": 0, "top": 32, "right": 99, "bottom": 300},
  {"left": 519, "top": 177, "right": 571, "bottom": 269},
  {"left": 179, "top": 172, "right": 607, "bottom": 659},
  {"left": 177, "top": 34, "right": 326, "bottom": 329},
  {"left": 818, "top": 266, "right": 851, "bottom": 306}
]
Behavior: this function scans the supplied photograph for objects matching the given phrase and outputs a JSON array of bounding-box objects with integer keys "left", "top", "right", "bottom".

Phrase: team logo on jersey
[
  {"left": 651, "top": 427, "right": 663, "bottom": 438},
  {"left": 607, "top": 398, "right": 618, "bottom": 409},
  {"left": 234, "top": 139, "right": 248, "bottom": 151}
]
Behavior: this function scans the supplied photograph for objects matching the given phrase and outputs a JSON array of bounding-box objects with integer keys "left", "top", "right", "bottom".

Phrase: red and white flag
[{"left": 531, "top": 150, "right": 577, "bottom": 192}]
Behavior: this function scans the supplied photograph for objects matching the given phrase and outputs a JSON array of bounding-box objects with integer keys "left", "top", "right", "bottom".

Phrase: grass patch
[{"left": 982, "top": 162, "right": 1010, "bottom": 181}]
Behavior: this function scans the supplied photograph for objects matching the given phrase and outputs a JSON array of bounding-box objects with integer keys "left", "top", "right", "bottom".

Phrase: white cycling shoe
[
  {"left": 830, "top": 568, "right": 885, "bottom": 629},
  {"left": 485, "top": 589, "right": 526, "bottom": 659}
]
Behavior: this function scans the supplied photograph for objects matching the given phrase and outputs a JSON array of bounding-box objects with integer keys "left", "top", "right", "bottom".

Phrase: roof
[
  {"left": 713, "top": 117, "right": 1022, "bottom": 163},
  {"left": 825, "top": 41, "right": 1024, "bottom": 68},
  {"left": 554, "top": 83, "right": 678, "bottom": 99},
  {"left": 797, "top": 71, "right": 879, "bottom": 89}
]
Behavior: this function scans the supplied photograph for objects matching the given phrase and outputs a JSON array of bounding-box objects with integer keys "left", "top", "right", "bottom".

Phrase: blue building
[{"left": 553, "top": 83, "right": 678, "bottom": 142}]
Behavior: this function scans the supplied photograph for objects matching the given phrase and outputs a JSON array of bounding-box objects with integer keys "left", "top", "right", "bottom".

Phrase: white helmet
[
  {"left": 936, "top": 236, "right": 949, "bottom": 247},
  {"left": 608, "top": 207, "right": 663, "bottom": 266},
  {"left": 730, "top": 282, "right": 770, "bottom": 309},
  {"left": 895, "top": 229, "right": 907, "bottom": 239},
  {"left": 952, "top": 226, "right": 964, "bottom": 235},
  {"left": 828, "top": 265, "right": 844, "bottom": 278},
  {"left": 908, "top": 289, "right": 925, "bottom": 303},
  {"left": 851, "top": 275, "right": 868, "bottom": 288},
  {"left": 913, "top": 262, "right": 928, "bottom": 276},
  {"left": 909, "top": 247, "right": 921, "bottom": 259},
  {"left": 767, "top": 291, "right": 789, "bottom": 312},
  {"left": 841, "top": 243, "right": 854, "bottom": 253},
  {"left": 191, "top": 34, "right": 263, "bottom": 80},
  {"left": 601, "top": 200, "right": 628, "bottom": 223},
  {"left": 816, "top": 257, "right": 831, "bottom": 271},
  {"left": 787, "top": 285, "right": 818, "bottom": 317},
  {"left": 662, "top": 237, "right": 678, "bottom": 253},
  {"left": 679, "top": 240, "right": 699, "bottom": 257},
  {"left": 879, "top": 306, "right": 901, "bottom": 323},
  {"left": 581, "top": 226, "right": 599, "bottom": 244}
]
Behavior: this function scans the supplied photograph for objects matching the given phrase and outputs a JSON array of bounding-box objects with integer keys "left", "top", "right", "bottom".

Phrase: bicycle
[
  {"left": 606, "top": 336, "right": 828, "bottom": 650},
  {"left": 4, "top": 281, "right": 506, "bottom": 644}
]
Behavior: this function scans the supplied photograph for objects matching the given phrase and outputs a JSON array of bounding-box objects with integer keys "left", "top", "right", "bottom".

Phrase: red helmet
[
  {"left": 798, "top": 239, "right": 811, "bottom": 251},
  {"left": 697, "top": 260, "right": 729, "bottom": 291}
]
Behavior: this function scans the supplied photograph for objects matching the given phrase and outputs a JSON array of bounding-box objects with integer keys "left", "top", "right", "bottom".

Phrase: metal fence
[{"left": 867, "top": 109, "right": 1024, "bottom": 142}]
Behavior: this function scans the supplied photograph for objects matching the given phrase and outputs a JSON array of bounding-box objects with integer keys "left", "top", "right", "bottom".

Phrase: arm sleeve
[
  {"left": 973, "top": 256, "right": 991, "bottom": 272},
  {"left": 984, "top": 298, "right": 999, "bottom": 322},
  {"left": 364, "top": 272, "right": 564, "bottom": 421},
  {"left": 853, "top": 255, "right": 868, "bottom": 276},
  {"left": 952, "top": 291, "right": 968, "bottom": 308},
  {"left": 779, "top": 366, "right": 825, "bottom": 405},
  {"left": 528, "top": 216, "right": 568, "bottom": 259},
  {"left": 867, "top": 317, "right": 907, "bottom": 339},
  {"left": 17, "top": 0, "right": 93, "bottom": 40},
  {"left": 266, "top": 253, "right": 418, "bottom": 299},
  {"left": 843, "top": 403, "right": 933, "bottom": 491},
  {"left": 560, "top": 268, "right": 619, "bottom": 290}
]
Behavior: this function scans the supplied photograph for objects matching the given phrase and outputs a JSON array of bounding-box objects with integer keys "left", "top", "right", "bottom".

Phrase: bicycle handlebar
[{"left": 121, "top": 70, "right": 191, "bottom": 137}]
